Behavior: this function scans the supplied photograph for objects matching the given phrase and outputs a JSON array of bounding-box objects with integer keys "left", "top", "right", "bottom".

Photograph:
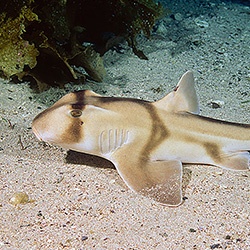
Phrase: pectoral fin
[
  {"left": 140, "top": 160, "right": 183, "bottom": 206},
  {"left": 110, "top": 151, "right": 183, "bottom": 206}
]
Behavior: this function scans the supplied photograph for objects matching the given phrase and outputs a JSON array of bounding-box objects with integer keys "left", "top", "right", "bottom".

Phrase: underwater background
[{"left": 0, "top": 0, "right": 249, "bottom": 249}]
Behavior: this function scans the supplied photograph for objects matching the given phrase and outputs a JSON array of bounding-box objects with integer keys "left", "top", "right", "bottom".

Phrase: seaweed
[
  {"left": 0, "top": 7, "right": 39, "bottom": 78},
  {"left": 0, "top": 0, "right": 163, "bottom": 89},
  {"left": 66, "top": 0, "right": 163, "bottom": 58}
]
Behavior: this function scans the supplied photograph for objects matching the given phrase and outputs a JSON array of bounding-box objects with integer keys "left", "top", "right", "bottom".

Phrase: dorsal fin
[{"left": 153, "top": 71, "right": 200, "bottom": 114}]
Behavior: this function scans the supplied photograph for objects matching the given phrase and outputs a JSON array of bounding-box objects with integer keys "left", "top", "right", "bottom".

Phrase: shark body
[{"left": 32, "top": 71, "right": 250, "bottom": 206}]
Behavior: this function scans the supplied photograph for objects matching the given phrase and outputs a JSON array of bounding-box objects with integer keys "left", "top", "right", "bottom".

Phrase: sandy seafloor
[{"left": 0, "top": 0, "right": 250, "bottom": 249}]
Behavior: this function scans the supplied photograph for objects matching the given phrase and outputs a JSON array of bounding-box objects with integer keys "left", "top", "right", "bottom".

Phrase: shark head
[{"left": 32, "top": 90, "right": 105, "bottom": 153}]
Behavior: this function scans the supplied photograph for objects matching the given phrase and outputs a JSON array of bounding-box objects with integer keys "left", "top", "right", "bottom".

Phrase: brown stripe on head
[
  {"left": 72, "top": 89, "right": 103, "bottom": 107},
  {"left": 58, "top": 91, "right": 89, "bottom": 144},
  {"left": 72, "top": 103, "right": 86, "bottom": 110},
  {"left": 60, "top": 110, "right": 85, "bottom": 144},
  {"left": 60, "top": 116, "right": 85, "bottom": 144},
  {"left": 58, "top": 90, "right": 103, "bottom": 144},
  {"left": 74, "top": 90, "right": 87, "bottom": 103}
]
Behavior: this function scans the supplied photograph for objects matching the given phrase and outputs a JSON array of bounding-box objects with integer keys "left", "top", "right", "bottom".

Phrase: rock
[
  {"left": 9, "top": 192, "right": 30, "bottom": 206},
  {"left": 208, "top": 100, "right": 225, "bottom": 109},
  {"left": 174, "top": 13, "right": 183, "bottom": 21},
  {"left": 154, "top": 21, "right": 168, "bottom": 34},
  {"left": 194, "top": 18, "right": 209, "bottom": 28}
]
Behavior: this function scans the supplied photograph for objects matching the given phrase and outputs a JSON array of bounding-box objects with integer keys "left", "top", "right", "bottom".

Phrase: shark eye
[{"left": 70, "top": 109, "right": 82, "bottom": 117}]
